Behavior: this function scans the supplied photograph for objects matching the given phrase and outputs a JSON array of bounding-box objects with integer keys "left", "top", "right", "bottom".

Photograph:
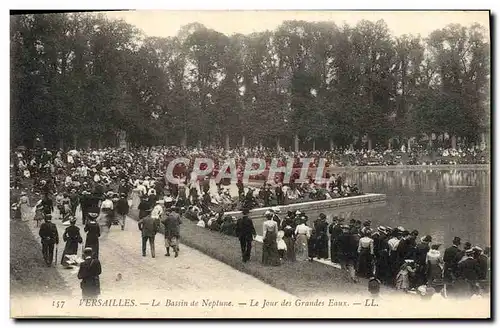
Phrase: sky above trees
[{"left": 104, "top": 10, "right": 489, "bottom": 39}]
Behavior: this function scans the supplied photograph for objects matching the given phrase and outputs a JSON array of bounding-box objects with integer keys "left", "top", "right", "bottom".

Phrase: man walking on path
[
  {"left": 39, "top": 214, "right": 59, "bottom": 266},
  {"left": 138, "top": 208, "right": 159, "bottom": 258},
  {"left": 235, "top": 208, "right": 256, "bottom": 263},
  {"left": 115, "top": 193, "right": 130, "bottom": 230},
  {"left": 162, "top": 206, "right": 182, "bottom": 257}
]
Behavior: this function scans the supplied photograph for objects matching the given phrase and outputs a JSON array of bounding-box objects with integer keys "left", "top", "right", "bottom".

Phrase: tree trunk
[
  {"left": 294, "top": 134, "right": 299, "bottom": 152},
  {"left": 59, "top": 139, "right": 64, "bottom": 151},
  {"left": 367, "top": 137, "right": 373, "bottom": 151},
  {"left": 329, "top": 138, "right": 334, "bottom": 150},
  {"left": 312, "top": 139, "right": 316, "bottom": 151},
  {"left": 241, "top": 135, "right": 246, "bottom": 148},
  {"left": 276, "top": 136, "right": 280, "bottom": 150},
  {"left": 98, "top": 137, "right": 102, "bottom": 150},
  {"left": 225, "top": 134, "right": 230, "bottom": 150},
  {"left": 407, "top": 139, "right": 412, "bottom": 153},
  {"left": 86, "top": 139, "right": 92, "bottom": 150},
  {"left": 451, "top": 135, "right": 457, "bottom": 150},
  {"left": 73, "top": 135, "right": 77, "bottom": 149},
  {"left": 388, "top": 138, "right": 392, "bottom": 150}
]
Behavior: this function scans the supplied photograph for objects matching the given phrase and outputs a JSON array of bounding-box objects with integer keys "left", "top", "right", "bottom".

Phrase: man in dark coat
[
  {"left": 313, "top": 213, "right": 329, "bottom": 260},
  {"left": 243, "top": 188, "right": 257, "bottom": 211},
  {"left": 84, "top": 208, "right": 101, "bottom": 259},
  {"left": 39, "top": 214, "right": 59, "bottom": 266},
  {"left": 236, "top": 180, "right": 245, "bottom": 199},
  {"left": 69, "top": 189, "right": 80, "bottom": 216},
  {"left": 201, "top": 176, "right": 210, "bottom": 194},
  {"left": 115, "top": 193, "right": 130, "bottom": 230},
  {"left": 275, "top": 184, "right": 285, "bottom": 206},
  {"left": 329, "top": 217, "right": 343, "bottom": 263},
  {"left": 61, "top": 217, "right": 83, "bottom": 266},
  {"left": 161, "top": 207, "right": 182, "bottom": 257},
  {"left": 138, "top": 195, "right": 150, "bottom": 220},
  {"left": 118, "top": 179, "right": 131, "bottom": 198},
  {"left": 78, "top": 247, "right": 102, "bottom": 299},
  {"left": 138, "top": 208, "right": 159, "bottom": 258},
  {"left": 414, "top": 235, "right": 432, "bottom": 286},
  {"left": 456, "top": 248, "right": 481, "bottom": 296},
  {"left": 79, "top": 191, "right": 90, "bottom": 225},
  {"left": 235, "top": 208, "right": 256, "bottom": 263},
  {"left": 443, "top": 236, "right": 462, "bottom": 283},
  {"left": 87, "top": 192, "right": 101, "bottom": 217},
  {"left": 40, "top": 193, "right": 54, "bottom": 216},
  {"left": 473, "top": 247, "right": 489, "bottom": 281},
  {"left": 455, "top": 241, "right": 472, "bottom": 264},
  {"left": 261, "top": 185, "right": 272, "bottom": 207},
  {"left": 338, "top": 225, "right": 358, "bottom": 283},
  {"left": 395, "top": 230, "right": 412, "bottom": 270}
]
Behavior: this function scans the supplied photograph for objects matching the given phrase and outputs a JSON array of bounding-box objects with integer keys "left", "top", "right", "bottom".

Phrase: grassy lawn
[
  {"left": 10, "top": 187, "right": 70, "bottom": 298},
  {"left": 10, "top": 219, "right": 70, "bottom": 297},
  {"left": 128, "top": 208, "right": 369, "bottom": 297}
]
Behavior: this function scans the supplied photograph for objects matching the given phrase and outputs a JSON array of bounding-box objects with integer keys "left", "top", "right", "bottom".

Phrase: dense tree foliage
[{"left": 10, "top": 13, "right": 490, "bottom": 150}]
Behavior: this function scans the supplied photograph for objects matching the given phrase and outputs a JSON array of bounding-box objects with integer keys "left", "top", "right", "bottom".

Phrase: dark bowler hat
[{"left": 453, "top": 236, "right": 461, "bottom": 245}]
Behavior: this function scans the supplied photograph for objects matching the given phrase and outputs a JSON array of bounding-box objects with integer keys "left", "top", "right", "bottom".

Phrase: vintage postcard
[{"left": 9, "top": 9, "right": 491, "bottom": 319}]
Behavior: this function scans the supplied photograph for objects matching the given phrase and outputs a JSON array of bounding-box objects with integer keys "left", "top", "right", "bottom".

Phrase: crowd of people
[
  {"left": 10, "top": 145, "right": 490, "bottom": 299},
  {"left": 184, "top": 200, "right": 490, "bottom": 299}
]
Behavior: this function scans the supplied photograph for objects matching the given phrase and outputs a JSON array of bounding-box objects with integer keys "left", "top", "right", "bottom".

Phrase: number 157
[{"left": 52, "top": 300, "right": 65, "bottom": 308}]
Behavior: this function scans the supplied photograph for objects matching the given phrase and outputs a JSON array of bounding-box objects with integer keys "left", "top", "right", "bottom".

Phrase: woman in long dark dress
[
  {"left": 375, "top": 229, "right": 392, "bottom": 284},
  {"left": 282, "top": 223, "right": 296, "bottom": 262},
  {"left": 84, "top": 213, "right": 101, "bottom": 259},
  {"left": 262, "top": 212, "right": 280, "bottom": 266},
  {"left": 78, "top": 247, "right": 102, "bottom": 299},
  {"left": 61, "top": 217, "right": 83, "bottom": 266},
  {"left": 313, "top": 213, "right": 329, "bottom": 260}
]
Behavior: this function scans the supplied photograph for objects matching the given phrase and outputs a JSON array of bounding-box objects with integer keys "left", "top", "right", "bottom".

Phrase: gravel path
[{"left": 11, "top": 213, "right": 293, "bottom": 318}]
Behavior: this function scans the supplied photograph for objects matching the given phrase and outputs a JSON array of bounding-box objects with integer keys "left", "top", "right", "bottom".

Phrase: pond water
[{"left": 254, "top": 169, "right": 491, "bottom": 248}]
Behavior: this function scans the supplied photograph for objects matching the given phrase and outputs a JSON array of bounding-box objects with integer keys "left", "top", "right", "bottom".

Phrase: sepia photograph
[{"left": 9, "top": 9, "right": 491, "bottom": 319}]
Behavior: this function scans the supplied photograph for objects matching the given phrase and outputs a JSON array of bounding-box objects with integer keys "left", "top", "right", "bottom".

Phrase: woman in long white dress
[
  {"left": 18, "top": 191, "right": 31, "bottom": 222},
  {"left": 294, "top": 215, "right": 311, "bottom": 261},
  {"left": 262, "top": 212, "right": 280, "bottom": 266},
  {"left": 426, "top": 244, "right": 443, "bottom": 286}
]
